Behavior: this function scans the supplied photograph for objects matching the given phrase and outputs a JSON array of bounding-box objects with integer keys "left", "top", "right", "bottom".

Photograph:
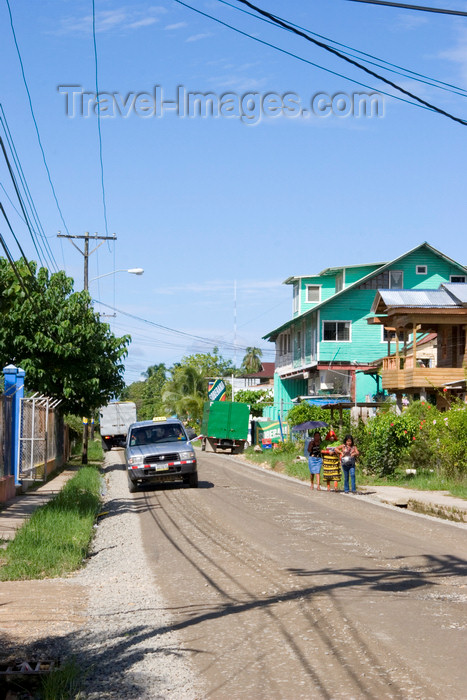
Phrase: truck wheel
[
  {"left": 188, "top": 472, "right": 198, "bottom": 488},
  {"left": 201, "top": 438, "right": 206, "bottom": 452},
  {"left": 128, "top": 475, "right": 138, "bottom": 493}
]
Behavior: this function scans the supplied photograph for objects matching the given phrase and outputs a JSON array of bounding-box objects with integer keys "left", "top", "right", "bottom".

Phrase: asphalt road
[{"left": 135, "top": 451, "right": 467, "bottom": 699}]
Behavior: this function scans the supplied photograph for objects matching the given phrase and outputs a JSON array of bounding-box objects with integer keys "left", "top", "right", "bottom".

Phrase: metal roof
[
  {"left": 376, "top": 289, "right": 459, "bottom": 308},
  {"left": 443, "top": 283, "right": 467, "bottom": 305}
]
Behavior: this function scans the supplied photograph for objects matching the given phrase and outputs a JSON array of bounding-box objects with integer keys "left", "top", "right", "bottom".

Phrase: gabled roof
[
  {"left": 264, "top": 242, "right": 467, "bottom": 341},
  {"left": 283, "top": 261, "right": 386, "bottom": 284}
]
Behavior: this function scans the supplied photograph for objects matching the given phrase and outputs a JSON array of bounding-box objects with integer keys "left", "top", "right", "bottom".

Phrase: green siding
[
  {"left": 344, "top": 265, "right": 382, "bottom": 286},
  {"left": 299, "top": 275, "right": 337, "bottom": 315},
  {"left": 271, "top": 245, "right": 466, "bottom": 406},
  {"left": 355, "top": 372, "right": 380, "bottom": 402}
]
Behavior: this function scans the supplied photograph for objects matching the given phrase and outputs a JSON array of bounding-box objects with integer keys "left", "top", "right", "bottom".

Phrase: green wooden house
[{"left": 263, "top": 242, "right": 467, "bottom": 413}]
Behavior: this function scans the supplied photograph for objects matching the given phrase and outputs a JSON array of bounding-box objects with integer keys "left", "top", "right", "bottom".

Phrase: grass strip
[
  {"left": 0, "top": 466, "right": 102, "bottom": 581},
  {"left": 243, "top": 447, "right": 467, "bottom": 498}
]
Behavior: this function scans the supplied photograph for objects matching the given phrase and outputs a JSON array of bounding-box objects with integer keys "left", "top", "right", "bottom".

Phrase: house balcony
[
  {"left": 275, "top": 352, "right": 293, "bottom": 372},
  {"left": 381, "top": 356, "right": 465, "bottom": 391}
]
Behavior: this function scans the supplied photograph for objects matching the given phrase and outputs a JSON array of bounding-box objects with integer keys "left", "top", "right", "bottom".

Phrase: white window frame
[
  {"left": 416, "top": 265, "right": 427, "bottom": 275},
  {"left": 293, "top": 284, "right": 299, "bottom": 313},
  {"left": 335, "top": 271, "right": 344, "bottom": 294},
  {"left": 389, "top": 270, "right": 404, "bottom": 289},
  {"left": 322, "top": 320, "right": 351, "bottom": 343},
  {"left": 450, "top": 275, "right": 466, "bottom": 283},
  {"left": 305, "top": 284, "right": 321, "bottom": 304}
]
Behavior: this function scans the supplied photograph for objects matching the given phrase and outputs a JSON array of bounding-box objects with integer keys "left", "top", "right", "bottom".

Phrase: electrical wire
[
  {"left": 94, "top": 299, "right": 275, "bottom": 355},
  {"left": 0, "top": 106, "right": 60, "bottom": 271},
  {"left": 345, "top": 0, "right": 467, "bottom": 16},
  {"left": 5, "top": 0, "right": 72, "bottom": 238},
  {"left": 235, "top": 0, "right": 467, "bottom": 125},
  {"left": 0, "top": 137, "right": 45, "bottom": 267},
  {"left": 172, "top": 0, "right": 438, "bottom": 114},
  {"left": 216, "top": 0, "right": 467, "bottom": 97}
]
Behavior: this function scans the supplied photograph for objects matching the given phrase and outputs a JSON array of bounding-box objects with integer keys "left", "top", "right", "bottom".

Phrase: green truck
[{"left": 201, "top": 401, "right": 250, "bottom": 454}]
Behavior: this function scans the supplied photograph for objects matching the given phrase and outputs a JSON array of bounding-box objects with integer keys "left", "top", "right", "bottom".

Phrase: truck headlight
[
  {"left": 179, "top": 451, "right": 194, "bottom": 460},
  {"left": 128, "top": 455, "right": 144, "bottom": 466}
]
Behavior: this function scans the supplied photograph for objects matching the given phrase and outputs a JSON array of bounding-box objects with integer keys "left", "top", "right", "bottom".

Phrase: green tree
[
  {"left": 140, "top": 364, "right": 167, "bottom": 420},
  {"left": 234, "top": 389, "right": 271, "bottom": 417},
  {"left": 241, "top": 347, "right": 263, "bottom": 374},
  {"left": 0, "top": 259, "right": 129, "bottom": 413},
  {"left": 178, "top": 347, "right": 236, "bottom": 377},
  {"left": 162, "top": 365, "right": 207, "bottom": 426}
]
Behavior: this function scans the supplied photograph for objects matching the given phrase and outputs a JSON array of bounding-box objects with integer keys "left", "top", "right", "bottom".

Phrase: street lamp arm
[{"left": 89, "top": 268, "right": 144, "bottom": 282}]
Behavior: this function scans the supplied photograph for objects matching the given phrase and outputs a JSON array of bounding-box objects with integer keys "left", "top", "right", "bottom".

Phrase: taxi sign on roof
[{"left": 152, "top": 416, "right": 167, "bottom": 422}]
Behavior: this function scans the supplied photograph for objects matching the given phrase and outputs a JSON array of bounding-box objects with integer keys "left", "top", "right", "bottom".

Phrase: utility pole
[{"left": 58, "top": 232, "right": 116, "bottom": 463}]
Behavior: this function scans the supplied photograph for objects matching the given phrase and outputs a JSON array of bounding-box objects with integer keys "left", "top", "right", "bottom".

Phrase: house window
[
  {"left": 383, "top": 329, "right": 405, "bottom": 342},
  {"left": 416, "top": 265, "right": 427, "bottom": 275},
  {"left": 450, "top": 275, "right": 466, "bottom": 283},
  {"left": 323, "top": 321, "right": 351, "bottom": 342},
  {"left": 335, "top": 271, "right": 344, "bottom": 293},
  {"left": 389, "top": 270, "right": 404, "bottom": 289},
  {"left": 306, "top": 285, "right": 320, "bottom": 303},
  {"left": 280, "top": 333, "right": 291, "bottom": 355},
  {"left": 293, "top": 284, "right": 299, "bottom": 313}
]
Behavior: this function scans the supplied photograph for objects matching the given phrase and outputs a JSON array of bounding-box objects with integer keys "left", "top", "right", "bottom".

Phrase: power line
[
  {"left": 173, "top": 0, "right": 437, "bottom": 114},
  {"left": 345, "top": 0, "right": 467, "bottom": 16},
  {"left": 235, "top": 0, "right": 467, "bottom": 126},
  {"left": 217, "top": 0, "right": 467, "bottom": 97},
  {"left": 0, "top": 105, "right": 60, "bottom": 271},
  {"left": 94, "top": 299, "right": 275, "bottom": 355},
  {"left": 0, "top": 136, "right": 45, "bottom": 267},
  {"left": 5, "top": 0, "right": 71, "bottom": 237}
]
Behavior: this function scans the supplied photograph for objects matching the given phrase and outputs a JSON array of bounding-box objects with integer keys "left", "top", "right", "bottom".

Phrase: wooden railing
[{"left": 380, "top": 366, "right": 465, "bottom": 390}]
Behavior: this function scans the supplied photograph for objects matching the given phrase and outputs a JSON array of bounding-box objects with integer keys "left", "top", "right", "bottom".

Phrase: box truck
[{"left": 99, "top": 401, "right": 137, "bottom": 451}]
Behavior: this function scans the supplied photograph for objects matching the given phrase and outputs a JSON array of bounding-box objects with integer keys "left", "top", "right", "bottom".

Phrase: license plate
[{"left": 155, "top": 464, "right": 169, "bottom": 471}]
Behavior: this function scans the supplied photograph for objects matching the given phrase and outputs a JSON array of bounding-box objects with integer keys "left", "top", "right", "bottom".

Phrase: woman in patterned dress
[{"left": 321, "top": 429, "right": 341, "bottom": 492}]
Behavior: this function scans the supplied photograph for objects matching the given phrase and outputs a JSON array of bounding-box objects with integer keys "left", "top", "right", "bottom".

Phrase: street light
[{"left": 90, "top": 268, "right": 144, "bottom": 283}]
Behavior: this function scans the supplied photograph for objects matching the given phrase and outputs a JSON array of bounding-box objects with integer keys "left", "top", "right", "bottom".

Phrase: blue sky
[{"left": 1, "top": 0, "right": 466, "bottom": 382}]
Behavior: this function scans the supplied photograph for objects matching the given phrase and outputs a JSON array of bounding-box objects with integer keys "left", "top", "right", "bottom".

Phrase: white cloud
[
  {"left": 392, "top": 13, "right": 428, "bottom": 31},
  {"left": 156, "top": 279, "right": 283, "bottom": 295},
  {"left": 165, "top": 22, "right": 188, "bottom": 30},
  {"left": 186, "top": 33, "right": 212, "bottom": 43},
  {"left": 53, "top": 6, "right": 166, "bottom": 35},
  {"left": 438, "top": 27, "right": 467, "bottom": 86}
]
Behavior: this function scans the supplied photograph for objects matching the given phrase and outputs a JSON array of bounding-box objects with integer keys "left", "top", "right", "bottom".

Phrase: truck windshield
[{"left": 129, "top": 425, "right": 187, "bottom": 446}]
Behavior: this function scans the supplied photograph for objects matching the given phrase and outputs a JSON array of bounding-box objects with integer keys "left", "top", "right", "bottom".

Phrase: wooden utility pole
[{"left": 58, "top": 232, "right": 116, "bottom": 463}]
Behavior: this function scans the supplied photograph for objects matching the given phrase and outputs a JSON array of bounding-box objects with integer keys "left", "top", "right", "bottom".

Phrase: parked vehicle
[
  {"left": 201, "top": 401, "right": 250, "bottom": 454},
  {"left": 99, "top": 401, "right": 137, "bottom": 451},
  {"left": 125, "top": 418, "right": 198, "bottom": 492}
]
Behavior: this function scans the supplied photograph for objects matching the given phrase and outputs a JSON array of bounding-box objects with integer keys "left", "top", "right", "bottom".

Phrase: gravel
[{"left": 70, "top": 452, "right": 202, "bottom": 699}]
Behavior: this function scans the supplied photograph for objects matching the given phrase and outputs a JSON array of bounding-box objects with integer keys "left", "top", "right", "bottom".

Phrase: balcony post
[{"left": 412, "top": 323, "right": 417, "bottom": 367}]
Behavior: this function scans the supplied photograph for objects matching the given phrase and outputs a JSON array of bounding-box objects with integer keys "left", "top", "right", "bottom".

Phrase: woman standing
[
  {"left": 321, "top": 430, "right": 341, "bottom": 492},
  {"left": 307, "top": 431, "right": 322, "bottom": 490},
  {"left": 338, "top": 434, "right": 359, "bottom": 494}
]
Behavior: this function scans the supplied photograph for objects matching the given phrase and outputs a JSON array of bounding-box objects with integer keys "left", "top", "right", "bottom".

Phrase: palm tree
[
  {"left": 242, "top": 347, "right": 263, "bottom": 374},
  {"left": 162, "top": 365, "right": 206, "bottom": 425}
]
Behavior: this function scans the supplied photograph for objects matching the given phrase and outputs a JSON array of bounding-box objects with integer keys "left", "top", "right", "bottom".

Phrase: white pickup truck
[{"left": 99, "top": 401, "right": 137, "bottom": 451}]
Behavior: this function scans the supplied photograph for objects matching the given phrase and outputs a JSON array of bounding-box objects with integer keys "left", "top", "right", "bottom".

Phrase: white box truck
[{"left": 99, "top": 401, "right": 137, "bottom": 451}]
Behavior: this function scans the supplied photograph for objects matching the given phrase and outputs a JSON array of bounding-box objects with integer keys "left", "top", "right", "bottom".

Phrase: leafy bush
[
  {"left": 355, "top": 400, "right": 467, "bottom": 479},
  {"left": 287, "top": 403, "right": 350, "bottom": 436}
]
